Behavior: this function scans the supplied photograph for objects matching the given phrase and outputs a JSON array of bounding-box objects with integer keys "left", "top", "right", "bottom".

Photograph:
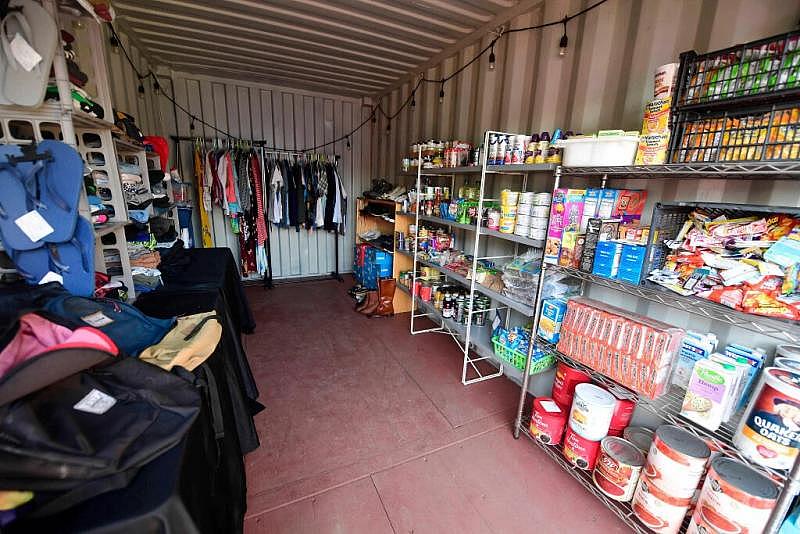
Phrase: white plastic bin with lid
[{"left": 562, "top": 135, "right": 640, "bottom": 167}]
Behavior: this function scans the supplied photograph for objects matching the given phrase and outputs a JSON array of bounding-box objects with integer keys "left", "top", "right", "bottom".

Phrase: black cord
[{"left": 107, "top": 0, "right": 610, "bottom": 152}]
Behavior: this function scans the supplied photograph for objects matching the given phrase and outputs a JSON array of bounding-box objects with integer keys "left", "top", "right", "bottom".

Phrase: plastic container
[
  {"left": 531, "top": 205, "right": 550, "bottom": 218},
  {"left": 517, "top": 203, "right": 533, "bottom": 216},
  {"left": 500, "top": 190, "right": 520, "bottom": 205},
  {"left": 530, "top": 397, "right": 567, "bottom": 445},
  {"left": 569, "top": 383, "right": 616, "bottom": 441},
  {"left": 562, "top": 136, "right": 640, "bottom": 167},
  {"left": 491, "top": 337, "right": 554, "bottom": 375},
  {"left": 529, "top": 227, "right": 547, "bottom": 241},
  {"left": 563, "top": 426, "right": 600, "bottom": 470}
]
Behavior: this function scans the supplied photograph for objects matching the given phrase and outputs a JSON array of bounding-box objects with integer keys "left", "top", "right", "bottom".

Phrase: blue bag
[{"left": 43, "top": 295, "right": 175, "bottom": 356}]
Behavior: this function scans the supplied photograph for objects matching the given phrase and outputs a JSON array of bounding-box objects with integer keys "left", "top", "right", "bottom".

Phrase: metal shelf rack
[
  {"left": 407, "top": 131, "right": 554, "bottom": 385},
  {"left": 511, "top": 161, "right": 800, "bottom": 534}
]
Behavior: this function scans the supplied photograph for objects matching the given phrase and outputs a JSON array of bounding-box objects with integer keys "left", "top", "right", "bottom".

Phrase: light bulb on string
[
  {"left": 189, "top": 118, "right": 196, "bottom": 132},
  {"left": 137, "top": 76, "right": 145, "bottom": 97},
  {"left": 488, "top": 44, "right": 496, "bottom": 70},
  {"left": 559, "top": 17, "right": 569, "bottom": 56},
  {"left": 371, "top": 110, "right": 377, "bottom": 124},
  {"left": 152, "top": 78, "right": 161, "bottom": 95},
  {"left": 438, "top": 82, "right": 445, "bottom": 104},
  {"left": 109, "top": 35, "right": 119, "bottom": 51},
  {"left": 346, "top": 136, "right": 351, "bottom": 150},
  {"left": 386, "top": 121, "right": 391, "bottom": 135},
  {"left": 410, "top": 91, "right": 416, "bottom": 110}
]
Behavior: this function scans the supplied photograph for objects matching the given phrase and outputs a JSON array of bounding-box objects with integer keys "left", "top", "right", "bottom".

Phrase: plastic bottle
[{"left": 535, "top": 131, "right": 550, "bottom": 164}]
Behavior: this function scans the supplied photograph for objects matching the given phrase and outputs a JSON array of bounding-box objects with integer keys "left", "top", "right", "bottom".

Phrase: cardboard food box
[{"left": 545, "top": 188, "right": 586, "bottom": 264}]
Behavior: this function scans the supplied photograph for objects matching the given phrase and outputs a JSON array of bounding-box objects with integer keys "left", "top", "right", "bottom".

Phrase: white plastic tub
[{"left": 562, "top": 135, "right": 640, "bottom": 167}]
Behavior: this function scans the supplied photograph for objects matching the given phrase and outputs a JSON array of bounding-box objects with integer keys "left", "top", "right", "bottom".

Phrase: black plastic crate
[
  {"left": 643, "top": 201, "right": 800, "bottom": 279},
  {"left": 668, "top": 102, "right": 800, "bottom": 163},
  {"left": 674, "top": 30, "right": 800, "bottom": 110}
]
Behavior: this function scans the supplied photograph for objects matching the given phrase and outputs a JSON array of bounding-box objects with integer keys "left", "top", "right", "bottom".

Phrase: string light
[
  {"left": 559, "top": 17, "right": 569, "bottom": 56},
  {"left": 189, "top": 117, "right": 196, "bottom": 132},
  {"left": 386, "top": 121, "right": 391, "bottom": 135},
  {"left": 106, "top": 0, "right": 607, "bottom": 152}
]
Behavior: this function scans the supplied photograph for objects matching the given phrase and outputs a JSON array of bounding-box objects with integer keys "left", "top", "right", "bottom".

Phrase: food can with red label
[
  {"left": 734, "top": 367, "right": 800, "bottom": 470},
  {"left": 569, "top": 383, "right": 616, "bottom": 441},
  {"left": 606, "top": 384, "right": 636, "bottom": 432},
  {"left": 632, "top": 473, "right": 692, "bottom": 534},
  {"left": 643, "top": 425, "right": 710, "bottom": 499},
  {"left": 686, "top": 456, "right": 778, "bottom": 534},
  {"left": 563, "top": 426, "right": 600, "bottom": 470},
  {"left": 551, "top": 362, "right": 591, "bottom": 410},
  {"left": 623, "top": 427, "right": 655, "bottom": 456},
  {"left": 593, "top": 437, "right": 645, "bottom": 502},
  {"left": 530, "top": 397, "right": 567, "bottom": 445}
]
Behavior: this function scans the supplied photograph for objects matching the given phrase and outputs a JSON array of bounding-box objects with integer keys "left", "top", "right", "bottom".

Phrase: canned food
[
  {"left": 517, "top": 203, "right": 533, "bottom": 216},
  {"left": 529, "top": 227, "right": 548, "bottom": 241},
  {"left": 529, "top": 216, "right": 549, "bottom": 230},
  {"left": 519, "top": 191, "right": 536, "bottom": 204},
  {"left": 569, "top": 383, "right": 616, "bottom": 441},
  {"left": 644, "top": 425, "right": 710, "bottom": 499},
  {"left": 632, "top": 474, "right": 692, "bottom": 534},
  {"left": 687, "top": 457, "right": 779, "bottom": 534},
  {"left": 735, "top": 367, "right": 800, "bottom": 470},
  {"left": 499, "top": 217, "right": 516, "bottom": 234},
  {"left": 516, "top": 214, "right": 532, "bottom": 227},
  {"left": 500, "top": 190, "right": 520, "bottom": 206},
  {"left": 776, "top": 344, "right": 800, "bottom": 361},
  {"left": 607, "top": 385, "right": 636, "bottom": 433},
  {"left": 623, "top": 427, "right": 655, "bottom": 456},
  {"left": 533, "top": 192, "right": 552, "bottom": 205},
  {"left": 563, "top": 426, "right": 600, "bottom": 470},
  {"left": 531, "top": 205, "right": 550, "bottom": 218},
  {"left": 551, "top": 362, "right": 591, "bottom": 410},
  {"left": 593, "top": 437, "right": 645, "bottom": 502},
  {"left": 486, "top": 208, "right": 501, "bottom": 230},
  {"left": 530, "top": 397, "right": 567, "bottom": 445}
]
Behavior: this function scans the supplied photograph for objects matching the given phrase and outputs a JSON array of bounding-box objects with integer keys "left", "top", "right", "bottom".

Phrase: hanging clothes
[{"left": 193, "top": 145, "right": 214, "bottom": 248}]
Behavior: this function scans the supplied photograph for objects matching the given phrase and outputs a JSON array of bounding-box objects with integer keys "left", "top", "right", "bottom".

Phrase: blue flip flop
[
  {"left": 11, "top": 217, "right": 95, "bottom": 296},
  {"left": 33, "top": 140, "right": 83, "bottom": 241},
  {"left": 0, "top": 145, "right": 49, "bottom": 251}
]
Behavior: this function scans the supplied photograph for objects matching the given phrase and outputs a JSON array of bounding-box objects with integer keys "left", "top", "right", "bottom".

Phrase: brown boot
[
  {"left": 357, "top": 291, "right": 379, "bottom": 314},
  {"left": 370, "top": 278, "right": 396, "bottom": 317}
]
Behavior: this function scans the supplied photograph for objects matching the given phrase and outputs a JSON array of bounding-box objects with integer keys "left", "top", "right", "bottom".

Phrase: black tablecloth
[
  {"left": 135, "top": 288, "right": 262, "bottom": 453},
  {"left": 158, "top": 247, "right": 256, "bottom": 335}
]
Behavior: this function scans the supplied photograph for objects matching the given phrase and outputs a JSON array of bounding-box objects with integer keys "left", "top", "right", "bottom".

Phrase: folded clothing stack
[
  {"left": 129, "top": 247, "right": 161, "bottom": 269},
  {"left": 131, "top": 266, "right": 162, "bottom": 294}
]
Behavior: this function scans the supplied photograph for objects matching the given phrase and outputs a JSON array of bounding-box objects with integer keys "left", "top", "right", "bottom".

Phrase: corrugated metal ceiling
[{"left": 115, "top": 0, "right": 524, "bottom": 97}]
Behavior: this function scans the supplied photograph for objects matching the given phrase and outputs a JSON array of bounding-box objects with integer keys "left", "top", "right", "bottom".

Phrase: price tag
[
  {"left": 80, "top": 311, "right": 114, "bottom": 327},
  {"left": 74, "top": 389, "right": 117, "bottom": 415},
  {"left": 15, "top": 210, "right": 54, "bottom": 243},
  {"left": 10, "top": 33, "right": 42, "bottom": 72},
  {"left": 540, "top": 399, "right": 562, "bottom": 413},
  {"left": 39, "top": 271, "right": 63, "bottom": 285}
]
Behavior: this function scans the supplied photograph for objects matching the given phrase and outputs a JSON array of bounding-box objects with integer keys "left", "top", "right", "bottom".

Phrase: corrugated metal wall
[
  {"left": 375, "top": 0, "right": 800, "bottom": 178},
  {"left": 164, "top": 72, "right": 373, "bottom": 279},
  {"left": 104, "top": 28, "right": 164, "bottom": 136},
  {"left": 372, "top": 0, "right": 800, "bottom": 355}
]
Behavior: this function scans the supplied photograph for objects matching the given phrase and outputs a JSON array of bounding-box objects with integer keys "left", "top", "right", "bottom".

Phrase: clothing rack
[{"left": 171, "top": 135, "right": 344, "bottom": 284}]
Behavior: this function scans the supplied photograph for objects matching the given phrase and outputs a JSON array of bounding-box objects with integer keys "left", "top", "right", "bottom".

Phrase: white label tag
[
  {"left": 492, "top": 313, "right": 501, "bottom": 331},
  {"left": 540, "top": 399, "right": 562, "bottom": 413},
  {"left": 9, "top": 33, "right": 42, "bottom": 72},
  {"left": 39, "top": 271, "right": 63, "bottom": 285},
  {"left": 74, "top": 389, "right": 117, "bottom": 415},
  {"left": 81, "top": 311, "right": 114, "bottom": 327},
  {"left": 14, "top": 210, "right": 54, "bottom": 243}
]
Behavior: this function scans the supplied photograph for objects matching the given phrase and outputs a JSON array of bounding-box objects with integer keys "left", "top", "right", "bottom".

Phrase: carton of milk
[
  {"left": 680, "top": 358, "right": 738, "bottom": 431},
  {"left": 673, "top": 331, "right": 718, "bottom": 388}
]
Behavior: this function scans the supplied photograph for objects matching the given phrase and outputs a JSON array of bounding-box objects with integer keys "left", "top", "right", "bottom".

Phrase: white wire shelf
[
  {"left": 560, "top": 161, "right": 800, "bottom": 180},
  {"left": 416, "top": 212, "right": 546, "bottom": 248},
  {"left": 547, "top": 264, "right": 800, "bottom": 344},
  {"left": 94, "top": 221, "right": 127, "bottom": 237},
  {"left": 401, "top": 166, "right": 482, "bottom": 176},
  {"left": 518, "top": 425, "right": 653, "bottom": 534},
  {"left": 398, "top": 282, "right": 497, "bottom": 359},
  {"left": 417, "top": 257, "right": 537, "bottom": 316},
  {"left": 537, "top": 339, "right": 788, "bottom": 485},
  {"left": 486, "top": 163, "right": 558, "bottom": 174}
]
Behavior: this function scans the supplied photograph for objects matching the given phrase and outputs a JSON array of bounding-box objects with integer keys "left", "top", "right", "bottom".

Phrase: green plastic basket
[{"left": 491, "top": 337, "right": 555, "bottom": 375}]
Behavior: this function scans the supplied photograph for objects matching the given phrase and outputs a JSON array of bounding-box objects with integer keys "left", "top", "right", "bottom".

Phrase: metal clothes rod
[{"left": 170, "top": 135, "right": 339, "bottom": 158}]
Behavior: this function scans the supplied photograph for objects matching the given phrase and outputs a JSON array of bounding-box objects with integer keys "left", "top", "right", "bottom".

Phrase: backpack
[
  {"left": 43, "top": 295, "right": 175, "bottom": 357},
  {"left": 0, "top": 357, "right": 200, "bottom": 516}
]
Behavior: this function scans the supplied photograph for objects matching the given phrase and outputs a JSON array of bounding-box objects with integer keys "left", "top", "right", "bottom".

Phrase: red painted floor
[{"left": 242, "top": 280, "right": 627, "bottom": 533}]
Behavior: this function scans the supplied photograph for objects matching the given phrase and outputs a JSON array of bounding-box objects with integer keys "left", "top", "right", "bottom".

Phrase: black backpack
[{"left": 0, "top": 356, "right": 200, "bottom": 516}]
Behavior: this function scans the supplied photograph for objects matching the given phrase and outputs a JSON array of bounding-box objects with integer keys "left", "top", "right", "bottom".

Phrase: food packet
[{"left": 742, "top": 289, "right": 799, "bottom": 319}]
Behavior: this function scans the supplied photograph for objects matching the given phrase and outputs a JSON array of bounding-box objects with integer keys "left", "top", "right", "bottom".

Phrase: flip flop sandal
[
  {"left": 0, "top": 149, "right": 53, "bottom": 251},
  {"left": 31, "top": 140, "right": 81, "bottom": 239},
  {"left": 0, "top": 0, "right": 58, "bottom": 107},
  {"left": 11, "top": 217, "right": 94, "bottom": 296}
]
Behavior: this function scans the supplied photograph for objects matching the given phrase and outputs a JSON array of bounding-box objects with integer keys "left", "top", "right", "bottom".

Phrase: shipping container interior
[{"left": 1, "top": 0, "right": 800, "bottom": 533}]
